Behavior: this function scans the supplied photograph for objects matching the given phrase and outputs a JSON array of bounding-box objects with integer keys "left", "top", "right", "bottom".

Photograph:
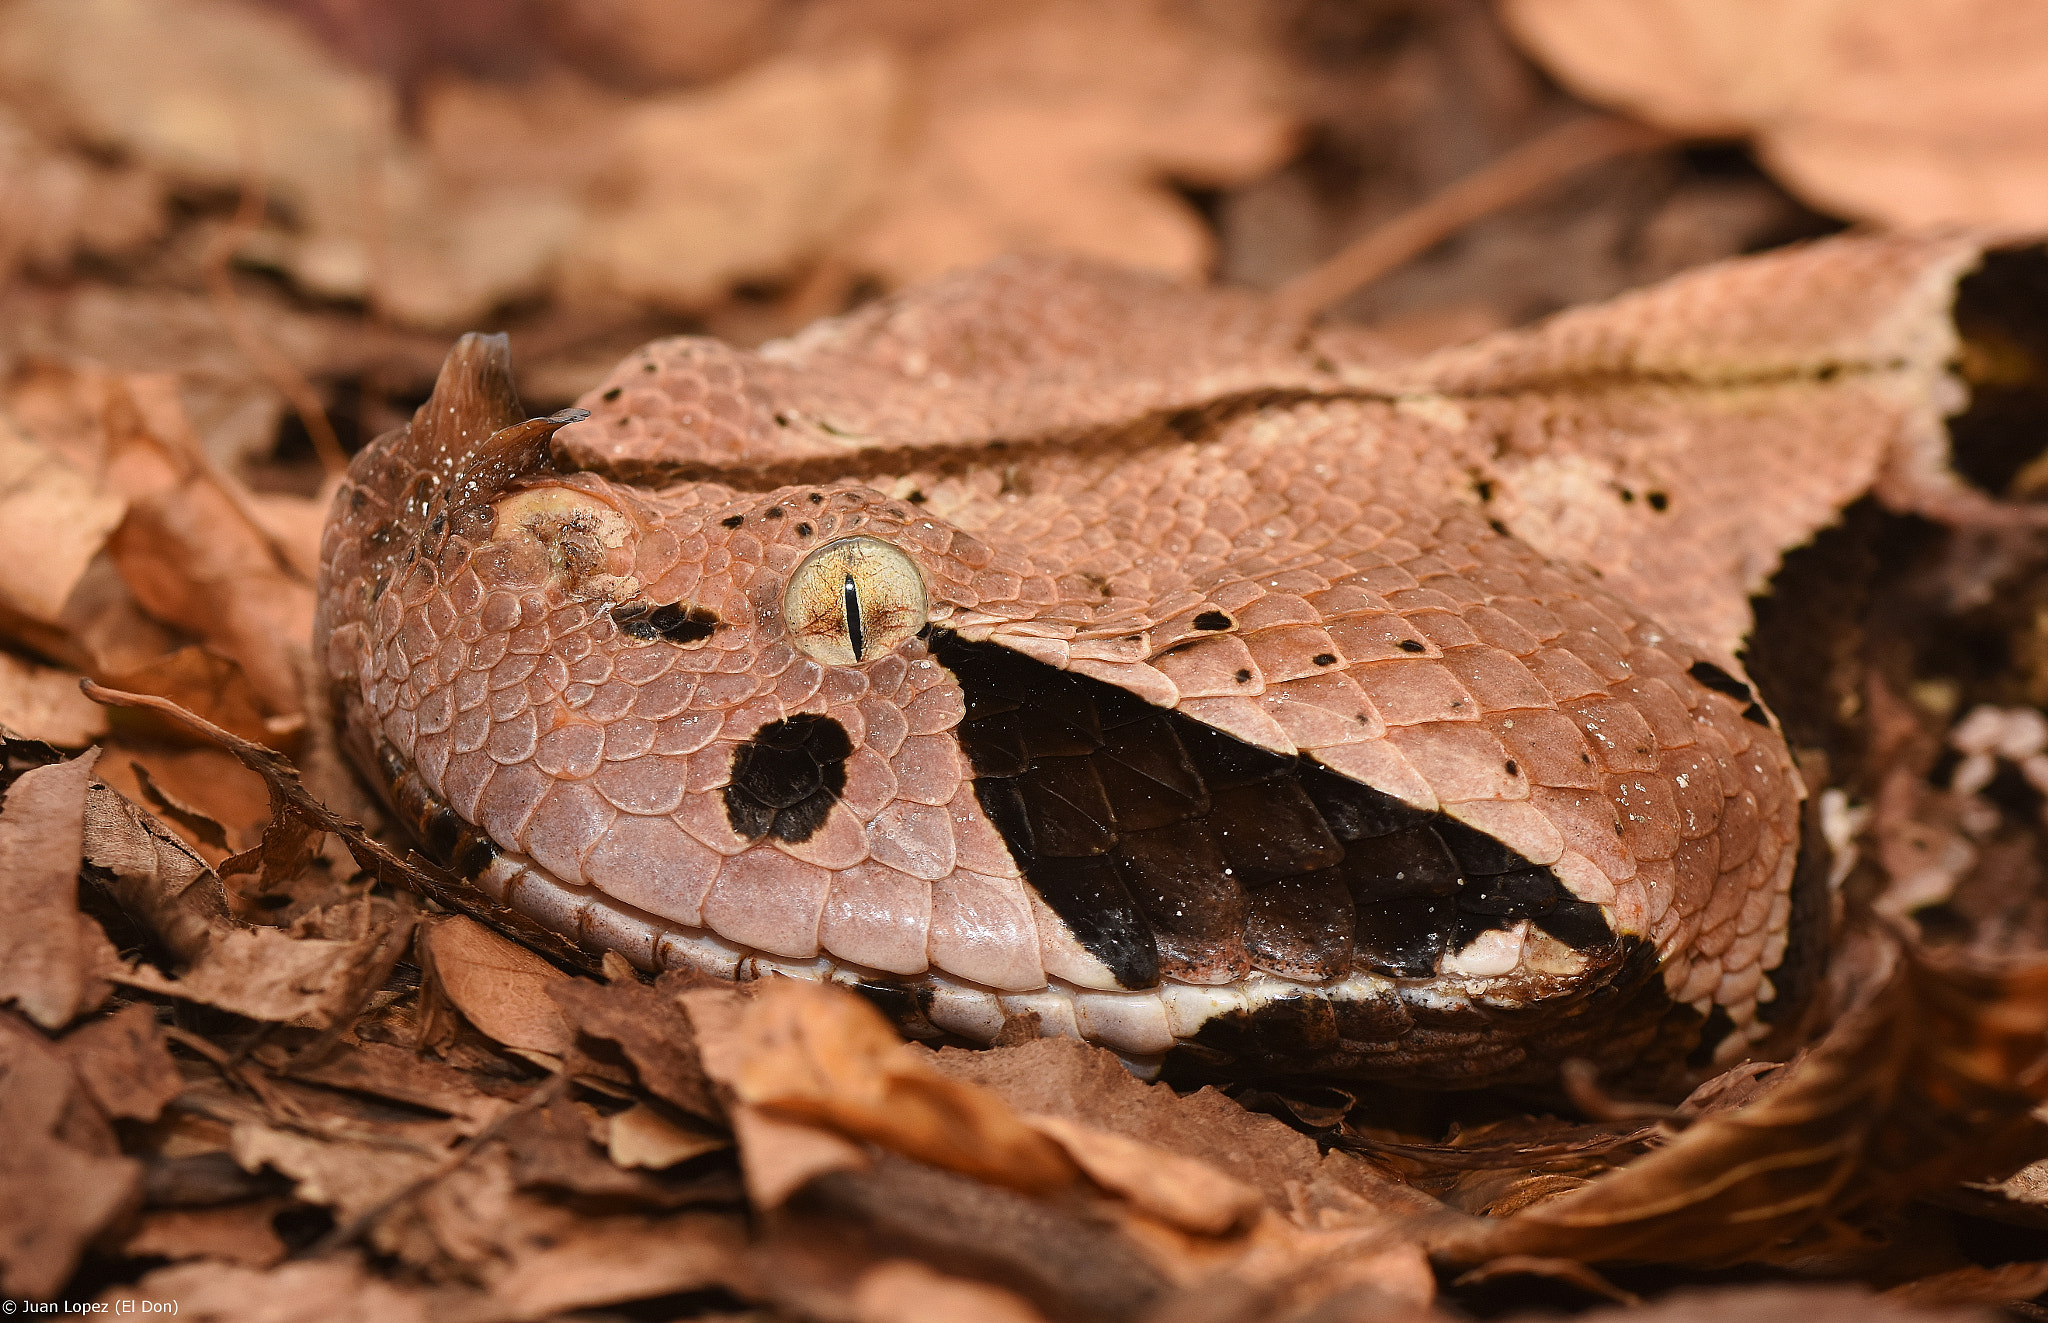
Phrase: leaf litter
[{"left": 5, "top": 2, "right": 2048, "bottom": 1320}]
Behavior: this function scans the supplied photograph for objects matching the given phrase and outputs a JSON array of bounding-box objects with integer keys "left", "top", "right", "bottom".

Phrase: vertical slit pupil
[{"left": 842, "top": 572, "right": 865, "bottom": 661}]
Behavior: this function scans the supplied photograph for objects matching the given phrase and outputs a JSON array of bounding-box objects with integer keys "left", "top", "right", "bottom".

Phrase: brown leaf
[
  {"left": 929, "top": 1036, "right": 1324, "bottom": 1205},
  {"left": 1432, "top": 945, "right": 2048, "bottom": 1268},
  {"left": 1023, "top": 1113, "right": 1264, "bottom": 1238},
  {"left": 545, "top": 965, "right": 722, "bottom": 1121},
  {"left": 0, "top": 747, "right": 112, "bottom": 1029},
  {"left": 0, "top": 412, "right": 126, "bottom": 624},
  {"left": 100, "top": 375, "right": 313, "bottom": 721},
  {"left": 57, "top": 1001, "right": 182, "bottom": 1123},
  {"left": 488, "top": 1210, "right": 745, "bottom": 1319},
  {"left": 1502, "top": 0, "right": 2048, "bottom": 230},
  {"left": 120, "top": 1200, "right": 289, "bottom": 1269},
  {"left": 852, "top": 1258, "right": 1054, "bottom": 1323},
  {"left": 423, "top": 915, "right": 576, "bottom": 1060},
  {"left": 605, "top": 1103, "right": 727, "bottom": 1170},
  {"left": 696, "top": 979, "right": 1081, "bottom": 1200},
  {"left": 0, "top": 652, "right": 107, "bottom": 746},
  {"left": 830, "top": 0, "right": 1294, "bottom": 287},
  {"left": 99, "top": 1258, "right": 461, "bottom": 1323},
  {"left": 0, "top": 1011, "right": 141, "bottom": 1300}
]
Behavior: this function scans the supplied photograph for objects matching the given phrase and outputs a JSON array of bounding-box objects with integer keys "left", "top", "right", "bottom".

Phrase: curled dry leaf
[
  {"left": 0, "top": 748, "right": 113, "bottom": 1030},
  {"left": 1501, "top": 0, "right": 2048, "bottom": 231},
  {"left": 1431, "top": 945, "right": 2048, "bottom": 1268},
  {"left": 696, "top": 978, "right": 1081, "bottom": 1201}
]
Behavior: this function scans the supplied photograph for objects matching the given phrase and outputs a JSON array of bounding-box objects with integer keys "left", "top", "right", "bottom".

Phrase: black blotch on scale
[
  {"left": 725, "top": 714, "right": 853, "bottom": 844},
  {"left": 615, "top": 602, "right": 718, "bottom": 644},
  {"left": 926, "top": 631, "right": 1616, "bottom": 993}
]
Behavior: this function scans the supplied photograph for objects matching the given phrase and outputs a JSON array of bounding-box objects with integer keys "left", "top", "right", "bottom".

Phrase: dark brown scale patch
[
  {"left": 1687, "top": 660, "right": 1753, "bottom": 704},
  {"left": 602, "top": 387, "right": 621, "bottom": 401},
  {"left": 764, "top": 507, "right": 784, "bottom": 520},
  {"left": 1192, "top": 611, "right": 1232, "bottom": 631},
  {"left": 614, "top": 602, "right": 718, "bottom": 644},
  {"left": 720, "top": 514, "right": 745, "bottom": 529},
  {"left": 1398, "top": 639, "right": 1425, "bottom": 653},
  {"left": 927, "top": 631, "right": 1612, "bottom": 993},
  {"left": 725, "top": 714, "right": 853, "bottom": 843}
]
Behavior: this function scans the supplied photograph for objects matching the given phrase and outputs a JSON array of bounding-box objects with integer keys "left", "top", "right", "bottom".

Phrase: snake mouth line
[{"left": 376, "top": 744, "right": 1656, "bottom": 1086}]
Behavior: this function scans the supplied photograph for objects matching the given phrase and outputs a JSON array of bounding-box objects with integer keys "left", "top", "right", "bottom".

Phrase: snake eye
[{"left": 783, "top": 536, "right": 928, "bottom": 665}]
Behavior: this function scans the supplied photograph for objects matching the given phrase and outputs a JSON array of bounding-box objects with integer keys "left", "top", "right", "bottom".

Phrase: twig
[
  {"left": 1269, "top": 114, "right": 1676, "bottom": 323},
  {"left": 203, "top": 139, "right": 349, "bottom": 475}
]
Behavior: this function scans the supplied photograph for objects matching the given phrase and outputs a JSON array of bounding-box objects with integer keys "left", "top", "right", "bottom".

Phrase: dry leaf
[
  {"left": 100, "top": 374, "right": 314, "bottom": 720},
  {"left": 486, "top": 1210, "right": 744, "bottom": 1319},
  {"left": 1502, "top": 0, "right": 2048, "bottom": 230},
  {"left": 0, "top": 412, "right": 126, "bottom": 624},
  {"left": 0, "top": 748, "right": 111, "bottom": 1030},
  {"left": 852, "top": 1258, "right": 1054, "bottom": 1323},
  {"left": 99, "top": 1258, "right": 457, "bottom": 1323},
  {"left": 829, "top": 0, "right": 1293, "bottom": 286},
  {"left": 121, "top": 1200, "right": 289, "bottom": 1269},
  {"left": 606, "top": 1103, "right": 727, "bottom": 1170},
  {"left": 565, "top": 47, "right": 904, "bottom": 311},
  {"left": 0, "top": 653, "right": 108, "bottom": 746},
  {"left": 701, "top": 979, "right": 1082, "bottom": 1198},
  {"left": 545, "top": 968, "right": 723, "bottom": 1122},
  {"left": 1433, "top": 946, "right": 2048, "bottom": 1268},
  {"left": 423, "top": 915, "right": 576, "bottom": 1059},
  {"left": 56, "top": 1001, "right": 183, "bottom": 1123},
  {"left": 1024, "top": 1113, "right": 1264, "bottom": 1237},
  {"left": 0, "top": 1011, "right": 141, "bottom": 1299}
]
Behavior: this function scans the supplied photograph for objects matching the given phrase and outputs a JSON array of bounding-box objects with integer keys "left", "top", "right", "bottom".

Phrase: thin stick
[{"left": 1269, "top": 114, "right": 1675, "bottom": 324}]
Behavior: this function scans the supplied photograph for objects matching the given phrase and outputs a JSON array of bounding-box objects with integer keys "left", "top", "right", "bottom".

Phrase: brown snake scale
[{"left": 316, "top": 255, "right": 1813, "bottom": 1089}]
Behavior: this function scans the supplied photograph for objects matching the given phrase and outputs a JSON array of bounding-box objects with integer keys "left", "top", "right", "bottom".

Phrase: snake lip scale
[{"left": 316, "top": 256, "right": 1819, "bottom": 1090}]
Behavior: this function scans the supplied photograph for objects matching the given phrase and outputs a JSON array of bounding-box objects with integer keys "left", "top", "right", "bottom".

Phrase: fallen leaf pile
[
  {"left": 1502, "top": 0, "right": 2048, "bottom": 232},
  {"left": 8, "top": 2, "right": 2048, "bottom": 1319}
]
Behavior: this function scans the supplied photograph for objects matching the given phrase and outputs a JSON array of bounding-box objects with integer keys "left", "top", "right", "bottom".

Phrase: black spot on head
[
  {"left": 1620, "top": 488, "right": 1636, "bottom": 503},
  {"left": 906, "top": 489, "right": 927, "bottom": 504},
  {"left": 720, "top": 514, "right": 745, "bottom": 529},
  {"left": 1313, "top": 653, "right": 1336, "bottom": 667},
  {"left": 763, "top": 507, "right": 784, "bottom": 520},
  {"left": 1504, "top": 759, "right": 1518, "bottom": 776},
  {"left": 602, "top": 387, "right": 621, "bottom": 402},
  {"left": 807, "top": 491, "right": 823, "bottom": 503},
  {"left": 1488, "top": 519, "right": 1510, "bottom": 537},
  {"left": 796, "top": 522, "right": 813, "bottom": 537},
  {"left": 615, "top": 602, "right": 718, "bottom": 644},
  {"left": 1474, "top": 479, "right": 1494, "bottom": 501},
  {"left": 1687, "top": 661, "right": 1754, "bottom": 705},
  {"left": 642, "top": 362, "right": 657, "bottom": 373},
  {"left": 1647, "top": 491, "right": 1669, "bottom": 512},
  {"left": 1234, "top": 668, "right": 1252, "bottom": 684},
  {"left": 428, "top": 513, "right": 446, "bottom": 536},
  {"left": 1397, "top": 639, "right": 1425, "bottom": 653},
  {"left": 724, "top": 714, "right": 853, "bottom": 843},
  {"left": 1192, "top": 611, "right": 1232, "bottom": 632}
]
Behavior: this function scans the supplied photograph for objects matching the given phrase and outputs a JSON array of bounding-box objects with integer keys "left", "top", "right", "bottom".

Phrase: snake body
[{"left": 316, "top": 257, "right": 1818, "bottom": 1087}]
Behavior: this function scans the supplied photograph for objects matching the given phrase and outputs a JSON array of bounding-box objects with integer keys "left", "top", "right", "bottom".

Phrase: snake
[{"left": 314, "top": 256, "right": 1822, "bottom": 1089}]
